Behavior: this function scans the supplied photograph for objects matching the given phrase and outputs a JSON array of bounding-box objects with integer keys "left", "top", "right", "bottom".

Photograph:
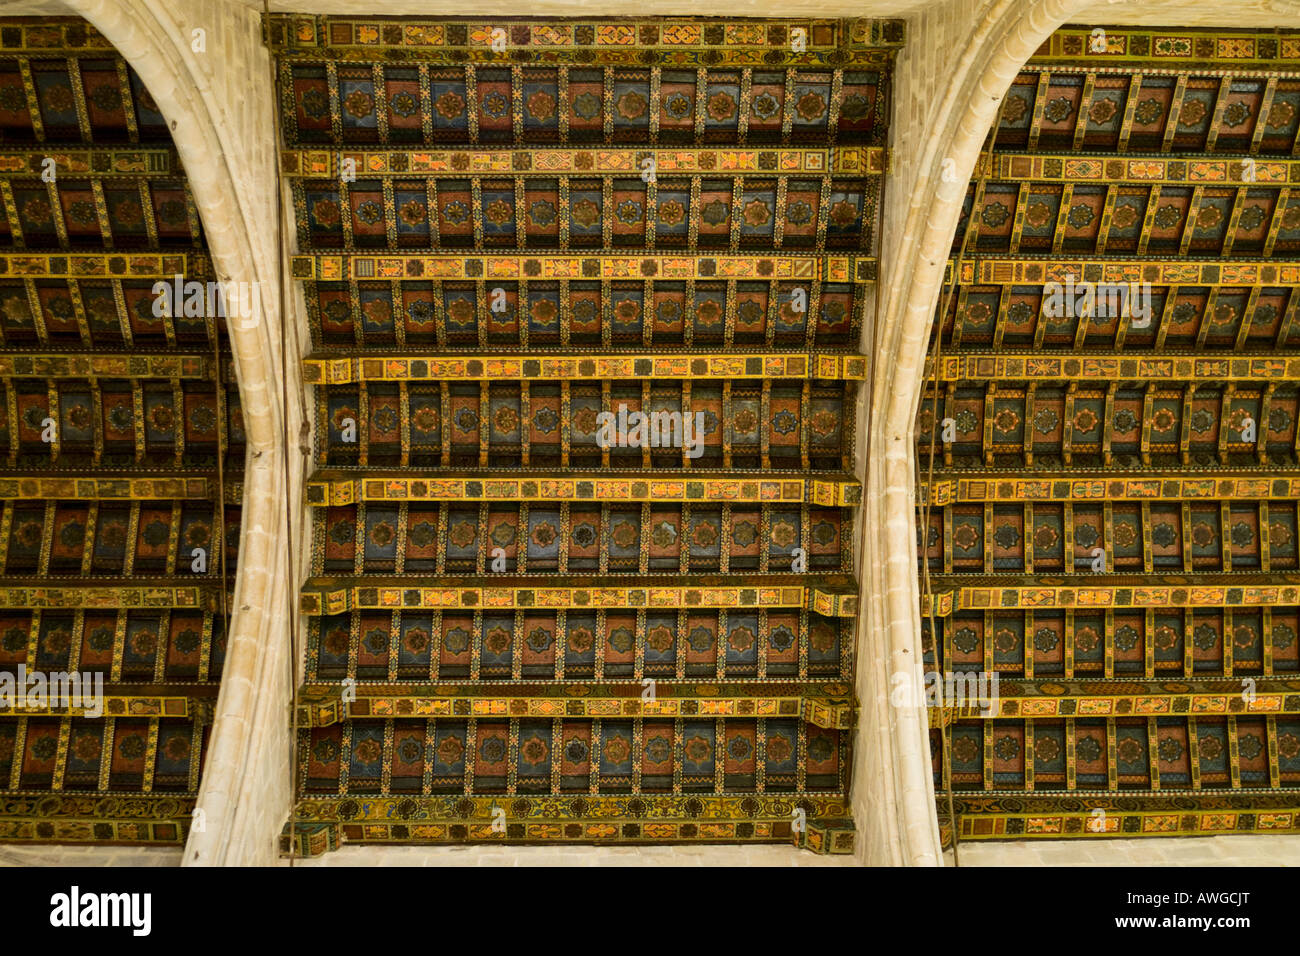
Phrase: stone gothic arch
[
  {"left": 50, "top": 0, "right": 300, "bottom": 866},
  {"left": 861, "top": 0, "right": 1093, "bottom": 866}
]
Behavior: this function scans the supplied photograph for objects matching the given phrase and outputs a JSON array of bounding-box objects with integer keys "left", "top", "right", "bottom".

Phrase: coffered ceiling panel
[
  {"left": 273, "top": 14, "right": 901, "bottom": 858},
  {"left": 919, "top": 25, "right": 1300, "bottom": 848}
]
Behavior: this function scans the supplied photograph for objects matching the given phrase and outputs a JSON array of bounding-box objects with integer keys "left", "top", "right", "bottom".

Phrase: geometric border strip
[
  {"left": 282, "top": 147, "right": 886, "bottom": 178},
  {"left": 304, "top": 352, "right": 867, "bottom": 384},
  {"left": 946, "top": 258, "right": 1300, "bottom": 287},
  {"left": 0, "top": 253, "right": 205, "bottom": 279},
  {"left": 0, "top": 354, "right": 211, "bottom": 380},
  {"left": 291, "top": 254, "right": 872, "bottom": 284},
  {"left": 929, "top": 353, "right": 1300, "bottom": 384},
  {"left": 296, "top": 687, "right": 856, "bottom": 728},
  {"left": 989, "top": 153, "right": 1300, "bottom": 186},
  {"left": 0, "top": 584, "right": 221, "bottom": 611},
  {"left": 291, "top": 794, "right": 853, "bottom": 822},
  {"left": 300, "top": 580, "right": 859, "bottom": 617},
  {"left": 943, "top": 807, "right": 1300, "bottom": 842},
  {"left": 0, "top": 694, "right": 193, "bottom": 719},
  {"left": 0, "top": 816, "right": 191, "bottom": 842},
  {"left": 284, "top": 815, "right": 856, "bottom": 856},
  {"left": 0, "top": 19, "right": 116, "bottom": 54},
  {"left": 266, "top": 15, "right": 906, "bottom": 60},
  {"left": 925, "top": 577, "right": 1300, "bottom": 615},
  {"left": 1033, "top": 28, "right": 1300, "bottom": 69},
  {"left": 0, "top": 148, "right": 178, "bottom": 178},
  {"left": 306, "top": 473, "right": 862, "bottom": 507},
  {"left": 919, "top": 473, "right": 1300, "bottom": 506},
  {"left": 283, "top": 812, "right": 855, "bottom": 858},
  {"left": 931, "top": 691, "right": 1300, "bottom": 720},
  {"left": 288, "top": 791, "right": 853, "bottom": 826},
  {"left": 0, "top": 476, "right": 220, "bottom": 500}
]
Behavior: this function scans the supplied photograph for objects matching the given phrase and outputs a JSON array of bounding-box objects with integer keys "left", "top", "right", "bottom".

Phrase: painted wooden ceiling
[
  {"left": 271, "top": 14, "right": 901, "bottom": 857},
  {"left": 0, "top": 18, "right": 242, "bottom": 848},
  {"left": 919, "top": 25, "right": 1300, "bottom": 847}
]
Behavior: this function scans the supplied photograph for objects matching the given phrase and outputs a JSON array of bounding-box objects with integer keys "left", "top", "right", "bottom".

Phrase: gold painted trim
[
  {"left": 305, "top": 351, "right": 866, "bottom": 384},
  {"left": 282, "top": 147, "right": 884, "bottom": 178},
  {"left": 920, "top": 473, "right": 1300, "bottom": 503},
  {"left": 0, "top": 475, "right": 217, "bottom": 500},
  {"left": 0, "top": 695, "right": 191, "bottom": 719},
  {"left": 1034, "top": 29, "right": 1300, "bottom": 69},
  {"left": 0, "top": 584, "right": 220, "bottom": 611},
  {"left": 987, "top": 152, "right": 1300, "bottom": 186},
  {"left": 292, "top": 253, "right": 869, "bottom": 284},
  {"left": 0, "top": 148, "right": 176, "bottom": 178},
  {"left": 946, "top": 257, "right": 1300, "bottom": 287},
  {"left": 933, "top": 691, "right": 1298, "bottom": 720},
  {"left": 0, "top": 354, "right": 209, "bottom": 380},
  {"left": 0, "top": 252, "right": 204, "bottom": 279},
  {"left": 301, "top": 577, "right": 857, "bottom": 616},
  {"left": 306, "top": 473, "right": 861, "bottom": 507},
  {"left": 266, "top": 15, "right": 905, "bottom": 59},
  {"left": 926, "top": 577, "right": 1300, "bottom": 615},
  {"left": 929, "top": 353, "right": 1300, "bottom": 383}
]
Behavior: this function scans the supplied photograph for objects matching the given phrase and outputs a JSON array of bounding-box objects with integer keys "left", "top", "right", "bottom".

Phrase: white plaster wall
[
  {"left": 0, "top": 845, "right": 184, "bottom": 866},
  {"left": 948, "top": 835, "right": 1300, "bottom": 866}
]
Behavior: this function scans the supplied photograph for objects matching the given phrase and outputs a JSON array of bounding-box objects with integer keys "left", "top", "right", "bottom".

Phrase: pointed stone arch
[
  {"left": 58, "top": 0, "right": 300, "bottom": 866},
  {"left": 864, "top": 0, "right": 1300, "bottom": 864},
  {"left": 859, "top": 0, "right": 1091, "bottom": 865}
]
